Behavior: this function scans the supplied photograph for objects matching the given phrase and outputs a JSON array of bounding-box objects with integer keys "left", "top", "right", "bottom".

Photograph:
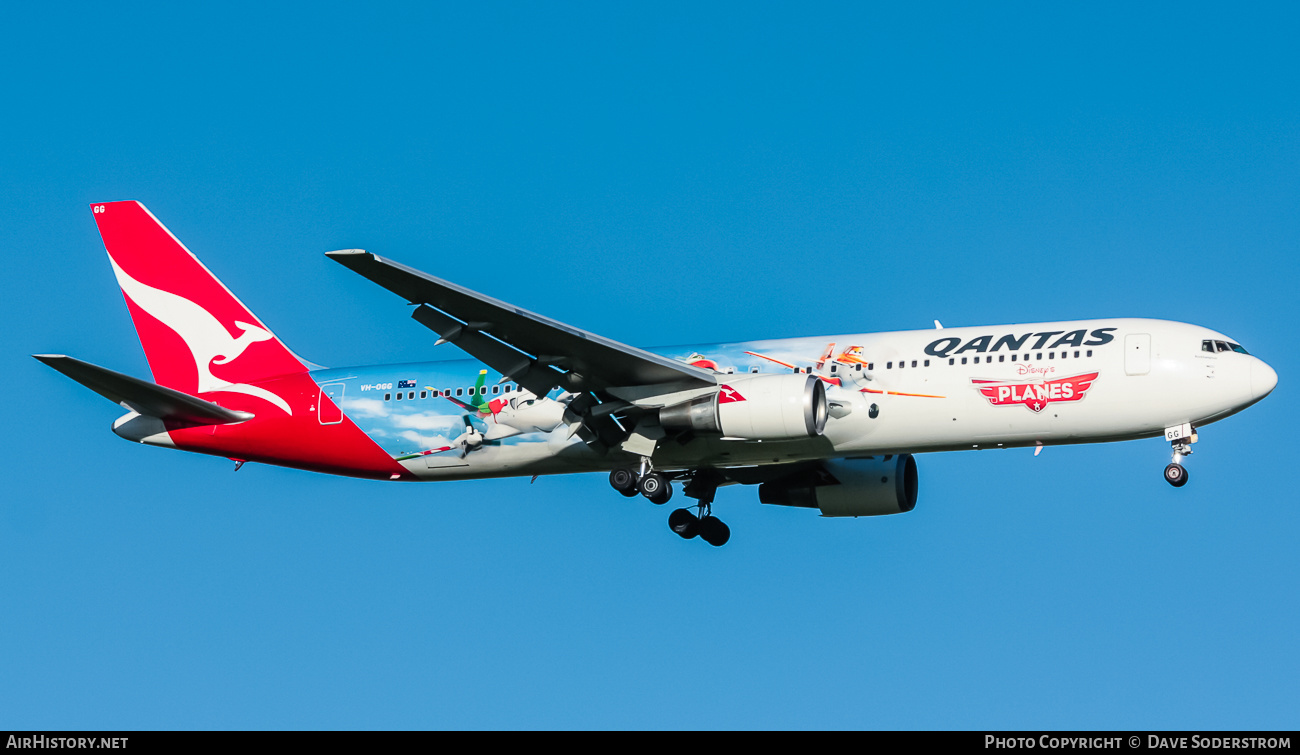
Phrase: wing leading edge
[{"left": 326, "top": 250, "right": 716, "bottom": 396}]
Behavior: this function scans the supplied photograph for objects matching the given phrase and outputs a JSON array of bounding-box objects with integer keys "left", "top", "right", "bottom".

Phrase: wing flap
[
  {"left": 34, "top": 354, "right": 254, "bottom": 425},
  {"left": 326, "top": 250, "right": 715, "bottom": 393},
  {"left": 410, "top": 304, "right": 564, "bottom": 398}
]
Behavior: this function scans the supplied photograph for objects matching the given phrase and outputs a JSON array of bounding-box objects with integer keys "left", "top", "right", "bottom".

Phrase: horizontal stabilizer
[{"left": 33, "top": 354, "right": 254, "bottom": 425}]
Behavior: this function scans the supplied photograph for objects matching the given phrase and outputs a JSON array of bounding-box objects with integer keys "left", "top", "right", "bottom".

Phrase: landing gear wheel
[
  {"left": 1164, "top": 463, "right": 1189, "bottom": 488},
  {"left": 698, "top": 516, "right": 731, "bottom": 547},
  {"left": 609, "top": 468, "right": 639, "bottom": 497},
  {"left": 639, "top": 472, "right": 672, "bottom": 504},
  {"left": 668, "top": 508, "right": 700, "bottom": 539}
]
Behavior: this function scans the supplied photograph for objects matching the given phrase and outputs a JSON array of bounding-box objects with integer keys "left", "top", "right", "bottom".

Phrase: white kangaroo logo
[{"left": 107, "top": 256, "right": 294, "bottom": 416}]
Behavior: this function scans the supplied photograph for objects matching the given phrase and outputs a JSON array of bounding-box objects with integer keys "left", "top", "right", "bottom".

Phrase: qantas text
[{"left": 925, "top": 327, "right": 1117, "bottom": 358}]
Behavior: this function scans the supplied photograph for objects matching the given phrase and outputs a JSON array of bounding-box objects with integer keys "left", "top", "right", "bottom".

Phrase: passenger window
[
  {"left": 505, "top": 385, "right": 512, "bottom": 392},
  {"left": 1086, "top": 350, "right": 1093, "bottom": 357},
  {"left": 1011, "top": 354, "right": 1017, "bottom": 362},
  {"left": 887, "top": 362, "right": 893, "bottom": 369},
  {"left": 924, "top": 360, "right": 930, "bottom": 367},
  {"left": 420, "top": 391, "right": 427, "bottom": 399},
  {"left": 408, "top": 392, "right": 415, "bottom": 399},
  {"left": 384, "top": 393, "right": 391, "bottom": 401},
  {"left": 948, "top": 358, "right": 954, "bottom": 365},
  {"left": 961, "top": 357, "right": 967, "bottom": 365},
  {"left": 999, "top": 355, "right": 1005, "bottom": 363},
  {"left": 1074, "top": 350, "right": 1080, "bottom": 358},
  {"left": 395, "top": 392, "right": 402, "bottom": 400},
  {"left": 456, "top": 388, "right": 463, "bottom": 396},
  {"left": 868, "top": 363, "right": 874, "bottom": 370},
  {"left": 1049, "top": 352, "right": 1055, "bottom": 359},
  {"left": 911, "top": 360, "right": 917, "bottom": 368}
]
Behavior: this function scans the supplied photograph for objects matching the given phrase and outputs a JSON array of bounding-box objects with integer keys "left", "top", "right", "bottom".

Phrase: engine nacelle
[
  {"left": 659, "top": 373, "right": 828, "bottom": 440},
  {"left": 759, "top": 456, "right": 918, "bottom": 517}
]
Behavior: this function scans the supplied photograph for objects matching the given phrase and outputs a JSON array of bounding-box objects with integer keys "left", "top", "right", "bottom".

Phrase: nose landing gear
[
  {"left": 1163, "top": 423, "right": 1197, "bottom": 488},
  {"left": 1164, "top": 462, "right": 1189, "bottom": 487}
]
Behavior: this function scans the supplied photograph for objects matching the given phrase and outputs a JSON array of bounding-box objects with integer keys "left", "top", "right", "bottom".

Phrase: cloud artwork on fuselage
[
  {"left": 327, "top": 337, "right": 964, "bottom": 464},
  {"left": 336, "top": 378, "right": 576, "bottom": 461}
]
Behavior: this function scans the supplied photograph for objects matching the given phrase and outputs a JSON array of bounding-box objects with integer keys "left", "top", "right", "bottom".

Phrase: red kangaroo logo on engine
[
  {"left": 718, "top": 385, "right": 746, "bottom": 403},
  {"left": 970, "top": 372, "right": 1099, "bottom": 413}
]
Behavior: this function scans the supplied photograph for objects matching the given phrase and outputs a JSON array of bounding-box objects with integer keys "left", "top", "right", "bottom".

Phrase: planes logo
[
  {"left": 970, "top": 372, "right": 1099, "bottom": 413},
  {"left": 718, "top": 385, "right": 746, "bottom": 403}
]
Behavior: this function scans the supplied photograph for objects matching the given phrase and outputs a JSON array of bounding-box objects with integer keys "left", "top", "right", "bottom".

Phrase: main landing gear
[
  {"left": 608, "top": 463, "right": 731, "bottom": 546},
  {"left": 1163, "top": 423, "right": 1197, "bottom": 488},
  {"left": 668, "top": 505, "right": 730, "bottom": 547},
  {"left": 608, "top": 458, "right": 673, "bottom": 504}
]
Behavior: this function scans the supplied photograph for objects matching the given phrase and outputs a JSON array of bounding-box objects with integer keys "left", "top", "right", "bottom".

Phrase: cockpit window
[{"left": 1204, "top": 338, "right": 1250, "bottom": 355}]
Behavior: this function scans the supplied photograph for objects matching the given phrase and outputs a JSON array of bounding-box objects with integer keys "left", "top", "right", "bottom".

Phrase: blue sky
[{"left": 3, "top": 2, "right": 1298, "bottom": 729}]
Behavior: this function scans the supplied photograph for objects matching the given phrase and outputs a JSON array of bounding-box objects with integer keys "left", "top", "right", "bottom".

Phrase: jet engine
[
  {"left": 659, "top": 373, "right": 828, "bottom": 440},
  {"left": 758, "top": 456, "right": 918, "bottom": 517}
]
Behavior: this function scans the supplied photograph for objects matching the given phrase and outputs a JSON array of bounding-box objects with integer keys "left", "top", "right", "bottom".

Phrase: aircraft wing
[
  {"left": 326, "top": 250, "right": 716, "bottom": 396},
  {"left": 33, "top": 354, "right": 254, "bottom": 425}
]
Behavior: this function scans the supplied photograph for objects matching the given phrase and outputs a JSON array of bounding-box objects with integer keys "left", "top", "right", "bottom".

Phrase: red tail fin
[{"left": 90, "top": 201, "right": 306, "bottom": 414}]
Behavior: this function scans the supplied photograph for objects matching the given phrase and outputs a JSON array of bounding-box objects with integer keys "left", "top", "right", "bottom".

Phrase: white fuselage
[
  {"left": 641, "top": 317, "right": 1273, "bottom": 474},
  {"left": 345, "top": 317, "right": 1275, "bottom": 481}
]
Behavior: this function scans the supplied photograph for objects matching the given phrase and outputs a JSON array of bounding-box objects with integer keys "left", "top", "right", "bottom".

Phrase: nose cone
[{"left": 1251, "top": 359, "right": 1278, "bottom": 400}]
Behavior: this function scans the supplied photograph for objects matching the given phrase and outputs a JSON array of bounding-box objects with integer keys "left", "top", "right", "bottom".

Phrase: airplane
[{"left": 36, "top": 201, "right": 1278, "bottom": 547}]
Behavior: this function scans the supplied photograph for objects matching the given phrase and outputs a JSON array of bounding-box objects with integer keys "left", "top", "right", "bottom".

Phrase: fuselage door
[
  {"left": 319, "top": 383, "right": 345, "bottom": 424},
  {"left": 1125, "top": 333, "right": 1151, "bottom": 376}
]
